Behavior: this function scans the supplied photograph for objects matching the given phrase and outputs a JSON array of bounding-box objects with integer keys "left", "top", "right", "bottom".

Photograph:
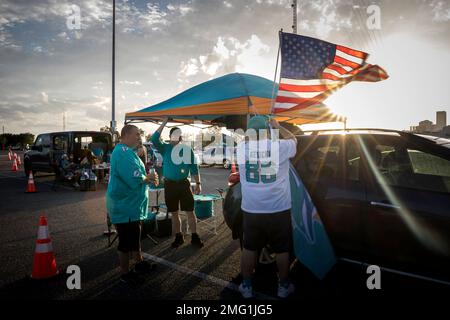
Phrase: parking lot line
[{"left": 141, "top": 252, "right": 277, "bottom": 300}]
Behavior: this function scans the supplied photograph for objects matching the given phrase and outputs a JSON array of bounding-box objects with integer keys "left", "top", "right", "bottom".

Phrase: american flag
[{"left": 274, "top": 32, "right": 388, "bottom": 113}]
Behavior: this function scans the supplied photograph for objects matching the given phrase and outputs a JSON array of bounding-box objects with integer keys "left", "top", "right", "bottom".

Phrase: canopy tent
[{"left": 125, "top": 73, "right": 345, "bottom": 128}]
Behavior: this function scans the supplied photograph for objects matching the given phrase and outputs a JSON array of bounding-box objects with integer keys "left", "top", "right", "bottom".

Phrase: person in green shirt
[
  {"left": 151, "top": 117, "right": 204, "bottom": 248},
  {"left": 106, "top": 124, "right": 159, "bottom": 285}
]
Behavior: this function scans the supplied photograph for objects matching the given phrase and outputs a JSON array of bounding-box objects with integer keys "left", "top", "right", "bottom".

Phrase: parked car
[
  {"left": 224, "top": 129, "right": 450, "bottom": 282},
  {"left": 197, "top": 144, "right": 236, "bottom": 169},
  {"left": 24, "top": 131, "right": 113, "bottom": 176},
  {"left": 11, "top": 144, "right": 23, "bottom": 151}
]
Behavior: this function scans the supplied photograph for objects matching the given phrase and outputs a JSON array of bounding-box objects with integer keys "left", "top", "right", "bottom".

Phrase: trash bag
[{"left": 223, "top": 183, "right": 243, "bottom": 241}]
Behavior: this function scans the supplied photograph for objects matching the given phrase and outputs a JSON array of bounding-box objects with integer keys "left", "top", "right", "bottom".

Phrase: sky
[{"left": 0, "top": 0, "right": 449, "bottom": 137}]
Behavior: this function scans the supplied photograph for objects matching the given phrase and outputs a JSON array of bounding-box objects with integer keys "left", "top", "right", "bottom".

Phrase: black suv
[
  {"left": 24, "top": 131, "right": 113, "bottom": 176},
  {"left": 224, "top": 129, "right": 450, "bottom": 282}
]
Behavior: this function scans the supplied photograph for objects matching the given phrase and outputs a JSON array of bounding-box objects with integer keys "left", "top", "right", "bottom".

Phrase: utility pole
[
  {"left": 63, "top": 112, "right": 66, "bottom": 131},
  {"left": 111, "top": 0, "right": 117, "bottom": 138},
  {"left": 292, "top": 0, "right": 297, "bottom": 34}
]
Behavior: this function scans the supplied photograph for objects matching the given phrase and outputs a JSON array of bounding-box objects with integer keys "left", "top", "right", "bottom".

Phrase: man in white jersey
[{"left": 236, "top": 115, "right": 297, "bottom": 299}]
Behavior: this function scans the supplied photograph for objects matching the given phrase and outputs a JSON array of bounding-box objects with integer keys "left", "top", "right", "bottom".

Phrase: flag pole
[{"left": 269, "top": 30, "right": 282, "bottom": 117}]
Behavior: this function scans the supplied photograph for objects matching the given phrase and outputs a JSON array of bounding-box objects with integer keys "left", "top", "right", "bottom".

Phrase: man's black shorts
[
  {"left": 164, "top": 179, "right": 194, "bottom": 212},
  {"left": 242, "top": 209, "right": 292, "bottom": 253},
  {"left": 114, "top": 220, "right": 141, "bottom": 253}
]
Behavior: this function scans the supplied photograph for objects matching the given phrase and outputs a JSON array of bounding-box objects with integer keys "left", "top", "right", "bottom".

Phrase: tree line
[{"left": 0, "top": 133, "right": 35, "bottom": 149}]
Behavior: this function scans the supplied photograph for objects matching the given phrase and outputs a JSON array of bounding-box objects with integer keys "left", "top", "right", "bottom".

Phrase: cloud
[
  {"left": 0, "top": 0, "right": 449, "bottom": 135},
  {"left": 179, "top": 58, "right": 200, "bottom": 77},
  {"left": 167, "top": 3, "right": 194, "bottom": 16},
  {"left": 0, "top": 92, "right": 113, "bottom": 134},
  {"left": 253, "top": 0, "right": 290, "bottom": 7},
  {"left": 152, "top": 70, "right": 162, "bottom": 81},
  {"left": 119, "top": 80, "right": 142, "bottom": 86},
  {"left": 177, "top": 35, "right": 271, "bottom": 82},
  {"left": 115, "top": 1, "right": 170, "bottom": 33},
  {"left": 0, "top": 0, "right": 175, "bottom": 47},
  {"left": 223, "top": 1, "right": 233, "bottom": 8},
  {"left": 430, "top": 0, "right": 450, "bottom": 22},
  {"left": 41, "top": 92, "right": 48, "bottom": 104}
]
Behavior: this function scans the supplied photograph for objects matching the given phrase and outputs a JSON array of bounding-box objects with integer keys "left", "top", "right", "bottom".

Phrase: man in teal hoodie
[{"left": 106, "top": 124, "right": 158, "bottom": 284}]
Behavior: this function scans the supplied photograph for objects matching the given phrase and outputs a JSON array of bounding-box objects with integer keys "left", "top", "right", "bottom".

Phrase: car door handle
[{"left": 370, "top": 201, "right": 401, "bottom": 209}]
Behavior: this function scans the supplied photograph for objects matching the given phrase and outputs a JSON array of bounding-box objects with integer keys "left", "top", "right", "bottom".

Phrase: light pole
[
  {"left": 292, "top": 0, "right": 297, "bottom": 34},
  {"left": 111, "top": 0, "right": 117, "bottom": 138}
]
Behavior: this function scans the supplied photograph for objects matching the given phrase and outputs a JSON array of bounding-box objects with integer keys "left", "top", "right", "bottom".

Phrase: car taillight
[{"left": 228, "top": 172, "right": 240, "bottom": 186}]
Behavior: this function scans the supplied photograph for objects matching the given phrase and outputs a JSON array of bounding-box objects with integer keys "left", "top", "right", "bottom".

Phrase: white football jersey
[{"left": 236, "top": 138, "right": 296, "bottom": 213}]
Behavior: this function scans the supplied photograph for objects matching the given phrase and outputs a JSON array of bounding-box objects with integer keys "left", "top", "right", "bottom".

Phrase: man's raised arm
[
  {"left": 151, "top": 117, "right": 169, "bottom": 151},
  {"left": 269, "top": 118, "right": 297, "bottom": 143}
]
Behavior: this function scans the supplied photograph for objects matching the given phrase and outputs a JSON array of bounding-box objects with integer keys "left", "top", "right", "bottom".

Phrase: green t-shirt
[{"left": 151, "top": 131, "right": 199, "bottom": 181}]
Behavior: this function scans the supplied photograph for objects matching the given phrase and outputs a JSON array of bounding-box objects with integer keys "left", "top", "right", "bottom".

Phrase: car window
[
  {"left": 298, "top": 136, "right": 342, "bottom": 180},
  {"left": 92, "top": 135, "right": 110, "bottom": 144},
  {"left": 41, "top": 135, "right": 51, "bottom": 148},
  {"left": 406, "top": 149, "right": 450, "bottom": 193},
  {"left": 80, "top": 136, "right": 92, "bottom": 149},
  {"left": 369, "top": 137, "right": 450, "bottom": 193},
  {"left": 53, "top": 135, "right": 68, "bottom": 151},
  {"left": 34, "top": 135, "right": 43, "bottom": 147},
  {"left": 346, "top": 139, "right": 361, "bottom": 181}
]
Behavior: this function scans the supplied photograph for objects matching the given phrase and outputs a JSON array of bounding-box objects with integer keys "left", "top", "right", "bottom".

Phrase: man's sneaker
[
  {"left": 277, "top": 282, "right": 295, "bottom": 298},
  {"left": 171, "top": 233, "right": 185, "bottom": 248},
  {"left": 191, "top": 233, "right": 204, "bottom": 248},
  {"left": 238, "top": 283, "right": 253, "bottom": 299},
  {"left": 134, "top": 260, "right": 156, "bottom": 275},
  {"left": 120, "top": 271, "right": 143, "bottom": 286}
]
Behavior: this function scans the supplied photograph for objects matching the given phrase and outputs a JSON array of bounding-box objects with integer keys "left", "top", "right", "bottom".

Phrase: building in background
[
  {"left": 409, "top": 111, "right": 449, "bottom": 137},
  {"left": 436, "top": 111, "right": 447, "bottom": 131}
]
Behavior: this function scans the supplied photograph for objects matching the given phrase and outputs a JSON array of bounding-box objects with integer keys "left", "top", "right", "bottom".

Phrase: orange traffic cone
[
  {"left": 31, "top": 215, "right": 58, "bottom": 279},
  {"left": 231, "top": 163, "right": 237, "bottom": 173},
  {"left": 17, "top": 155, "right": 22, "bottom": 166},
  {"left": 26, "top": 172, "right": 37, "bottom": 193},
  {"left": 13, "top": 153, "right": 17, "bottom": 160},
  {"left": 11, "top": 159, "right": 18, "bottom": 172},
  {"left": 7, "top": 151, "right": 11, "bottom": 161}
]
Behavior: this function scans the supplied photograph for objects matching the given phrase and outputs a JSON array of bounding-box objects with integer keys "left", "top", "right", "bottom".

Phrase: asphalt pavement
[{"left": 0, "top": 150, "right": 448, "bottom": 300}]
